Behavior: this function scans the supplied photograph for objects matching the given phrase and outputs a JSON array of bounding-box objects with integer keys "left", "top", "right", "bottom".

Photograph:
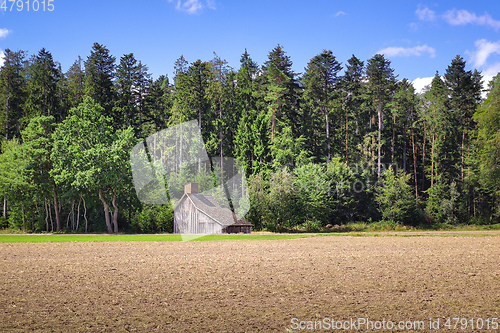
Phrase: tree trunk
[
  {"left": 461, "top": 126, "right": 465, "bottom": 181},
  {"left": 271, "top": 108, "right": 276, "bottom": 142},
  {"left": 48, "top": 203, "right": 53, "bottom": 232},
  {"left": 76, "top": 197, "right": 81, "bottom": 231},
  {"left": 71, "top": 200, "right": 75, "bottom": 230},
  {"left": 83, "top": 195, "right": 88, "bottom": 233},
  {"left": 66, "top": 203, "right": 72, "bottom": 229},
  {"left": 431, "top": 134, "right": 435, "bottom": 186},
  {"left": 99, "top": 189, "right": 113, "bottom": 233},
  {"left": 5, "top": 87, "right": 9, "bottom": 140},
  {"left": 403, "top": 124, "right": 407, "bottom": 173},
  {"left": 111, "top": 190, "right": 119, "bottom": 233},
  {"left": 421, "top": 120, "right": 426, "bottom": 192},
  {"left": 21, "top": 202, "right": 25, "bottom": 232},
  {"left": 220, "top": 101, "right": 224, "bottom": 172},
  {"left": 53, "top": 183, "right": 61, "bottom": 231},
  {"left": 391, "top": 114, "right": 396, "bottom": 164},
  {"left": 377, "top": 100, "right": 382, "bottom": 178},
  {"left": 467, "top": 118, "right": 471, "bottom": 180},
  {"left": 345, "top": 108, "right": 348, "bottom": 164},
  {"left": 45, "top": 199, "right": 49, "bottom": 232},
  {"left": 326, "top": 107, "right": 330, "bottom": 162},
  {"left": 411, "top": 124, "right": 418, "bottom": 199},
  {"left": 3, "top": 197, "right": 6, "bottom": 219}
]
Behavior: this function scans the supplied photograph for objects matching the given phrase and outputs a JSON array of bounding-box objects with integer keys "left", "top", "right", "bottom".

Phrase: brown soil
[{"left": 0, "top": 234, "right": 499, "bottom": 332}]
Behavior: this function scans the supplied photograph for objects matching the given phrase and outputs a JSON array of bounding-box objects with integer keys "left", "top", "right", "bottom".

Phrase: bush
[
  {"left": 131, "top": 204, "right": 173, "bottom": 233},
  {"left": 375, "top": 169, "right": 420, "bottom": 226},
  {"left": 0, "top": 216, "right": 7, "bottom": 229}
]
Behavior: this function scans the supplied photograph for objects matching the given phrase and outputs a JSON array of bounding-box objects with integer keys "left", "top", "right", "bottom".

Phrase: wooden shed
[{"left": 173, "top": 183, "right": 252, "bottom": 234}]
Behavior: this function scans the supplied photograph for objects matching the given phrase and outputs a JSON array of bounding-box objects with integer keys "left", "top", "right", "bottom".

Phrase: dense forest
[{"left": 0, "top": 42, "right": 499, "bottom": 233}]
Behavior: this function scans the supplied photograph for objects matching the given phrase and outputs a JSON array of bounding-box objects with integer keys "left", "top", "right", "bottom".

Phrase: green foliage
[
  {"left": 294, "top": 163, "right": 330, "bottom": 227},
  {"left": 84, "top": 43, "right": 116, "bottom": 121},
  {"left": 302, "top": 50, "right": 342, "bottom": 161},
  {"left": 425, "top": 179, "right": 461, "bottom": 224},
  {"left": 0, "top": 44, "right": 497, "bottom": 233},
  {"left": 271, "top": 126, "right": 312, "bottom": 169},
  {"left": 0, "top": 49, "right": 27, "bottom": 139},
  {"left": 51, "top": 97, "right": 137, "bottom": 233},
  {"left": 24, "top": 48, "right": 61, "bottom": 120},
  {"left": 0, "top": 139, "right": 29, "bottom": 202},
  {"left": 131, "top": 204, "right": 173, "bottom": 233},
  {"left": 64, "top": 56, "right": 85, "bottom": 109},
  {"left": 375, "top": 169, "right": 419, "bottom": 225},
  {"left": 366, "top": 54, "right": 397, "bottom": 177},
  {"left": 474, "top": 74, "right": 500, "bottom": 220},
  {"left": 326, "top": 158, "right": 366, "bottom": 223},
  {"left": 114, "top": 53, "right": 152, "bottom": 135}
]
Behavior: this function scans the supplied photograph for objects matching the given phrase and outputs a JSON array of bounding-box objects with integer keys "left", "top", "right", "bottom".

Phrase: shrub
[
  {"left": 375, "top": 169, "right": 419, "bottom": 226},
  {"left": 131, "top": 204, "right": 173, "bottom": 233}
]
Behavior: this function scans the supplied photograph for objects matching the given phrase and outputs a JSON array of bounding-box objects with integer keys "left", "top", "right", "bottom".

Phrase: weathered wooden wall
[{"left": 174, "top": 197, "right": 223, "bottom": 234}]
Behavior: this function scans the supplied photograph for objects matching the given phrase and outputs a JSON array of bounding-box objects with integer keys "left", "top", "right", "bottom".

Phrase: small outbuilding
[{"left": 173, "top": 183, "right": 252, "bottom": 234}]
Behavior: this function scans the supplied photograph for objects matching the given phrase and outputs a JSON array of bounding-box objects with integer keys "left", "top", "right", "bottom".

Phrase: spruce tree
[
  {"left": 302, "top": 50, "right": 342, "bottom": 162},
  {"left": 366, "top": 54, "right": 397, "bottom": 177},
  {"left": 84, "top": 43, "right": 116, "bottom": 124},
  {"left": 0, "top": 49, "right": 27, "bottom": 140}
]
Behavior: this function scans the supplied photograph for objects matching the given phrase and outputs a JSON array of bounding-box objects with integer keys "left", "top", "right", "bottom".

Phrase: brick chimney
[{"left": 184, "top": 182, "right": 199, "bottom": 194}]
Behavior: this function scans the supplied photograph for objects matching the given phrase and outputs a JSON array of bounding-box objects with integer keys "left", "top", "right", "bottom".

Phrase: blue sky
[{"left": 1, "top": 0, "right": 499, "bottom": 92}]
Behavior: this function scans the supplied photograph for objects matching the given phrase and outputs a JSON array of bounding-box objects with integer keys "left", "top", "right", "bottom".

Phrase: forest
[{"left": 0, "top": 42, "right": 499, "bottom": 233}]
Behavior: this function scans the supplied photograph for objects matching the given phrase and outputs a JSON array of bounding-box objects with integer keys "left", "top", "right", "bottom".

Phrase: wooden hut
[{"left": 173, "top": 183, "right": 252, "bottom": 234}]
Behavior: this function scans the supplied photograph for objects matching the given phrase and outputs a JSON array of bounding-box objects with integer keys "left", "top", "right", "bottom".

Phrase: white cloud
[
  {"left": 0, "top": 50, "right": 5, "bottom": 68},
  {"left": 416, "top": 6, "right": 436, "bottom": 21},
  {"left": 412, "top": 77, "right": 434, "bottom": 94},
  {"left": 0, "top": 28, "right": 10, "bottom": 39},
  {"left": 482, "top": 62, "right": 500, "bottom": 77},
  {"left": 469, "top": 39, "right": 500, "bottom": 68},
  {"left": 168, "top": 0, "right": 215, "bottom": 14},
  {"left": 443, "top": 9, "right": 500, "bottom": 30},
  {"left": 335, "top": 11, "right": 346, "bottom": 17},
  {"left": 413, "top": 73, "right": 498, "bottom": 99},
  {"left": 378, "top": 45, "right": 436, "bottom": 58},
  {"left": 468, "top": 39, "right": 500, "bottom": 86},
  {"left": 206, "top": 0, "right": 216, "bottom": 10}
]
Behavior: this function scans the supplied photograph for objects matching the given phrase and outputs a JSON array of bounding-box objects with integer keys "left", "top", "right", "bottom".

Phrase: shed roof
[{"left": 176, "top": 193, "right": 252, "bottom": 227}]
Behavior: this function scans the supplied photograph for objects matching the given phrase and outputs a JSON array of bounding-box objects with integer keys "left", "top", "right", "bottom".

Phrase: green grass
[
  {"left": 0, "top": 233, "right": 323, "bottom": 243},
  {"left": 1, "top": 224, "right": 499, "bottom": 243}
]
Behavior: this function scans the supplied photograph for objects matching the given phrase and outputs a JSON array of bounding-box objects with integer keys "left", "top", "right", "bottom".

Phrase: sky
[{"left": 0, "top": 0, "right": 499, "bottom": 93}]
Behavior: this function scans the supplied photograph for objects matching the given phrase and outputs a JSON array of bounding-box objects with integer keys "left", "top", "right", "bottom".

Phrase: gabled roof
[{"left": 175, "top": 193, "right": 252, "bottom": 227}]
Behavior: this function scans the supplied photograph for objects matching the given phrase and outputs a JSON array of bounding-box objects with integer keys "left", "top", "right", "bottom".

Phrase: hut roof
[{"left": 176, "top": 193, "right": 252, "bottom": 227}]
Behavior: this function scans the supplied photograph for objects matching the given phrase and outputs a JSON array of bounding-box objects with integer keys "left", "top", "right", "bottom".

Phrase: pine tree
[
  {"left": 389, "top": 79, "right": 418, "bottom": 197},
  {"left": 115, "top": 53, "right": 141, "bottom": 129},
  {"left": 444, "top": 55, "right": 482, "bottom": 182},
  {"left": 24, "top": 48, "right": 61, "bottom": 120},
  {"left": 114, "top": 53, "right": 151, "bottom": 135},
  {"left": 65, "top": 56, "right": 85, "bottom": 109},
  {"left": 262, "top": 45, "right": 300, "bottom": 136},
  {"left": 302, "top": 50, "right": 342, "bottom": 162},
  {"left": 234, "top": 50, "right": 259, "bottom": 175},
  {"left": 207, "top": 53, "right": 232, "bottom": 162},
  {"left": 0, "top": 49, "right": 27, "bottom": 140},
  {"left": 340, "top": 55, "right": 366, "bottom": 164},
  {"left": 84, "top": 43, "right": 116, "bottom": 123},
  {"left": 366, "top": 54, "right": 397, "bottom": 177},
  {"left": 143, "top": 75, "right": 171, "bottom": 136},
  {"left": 265, "top": 62, "right": 288, "bottom": 142}
]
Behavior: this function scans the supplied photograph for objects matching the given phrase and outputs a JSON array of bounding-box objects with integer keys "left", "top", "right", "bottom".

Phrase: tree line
[{"left": 0, "top": 42, "right": 499, "bottom": 233}]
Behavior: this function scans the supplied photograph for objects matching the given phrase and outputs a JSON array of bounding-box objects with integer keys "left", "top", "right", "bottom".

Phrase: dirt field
[{"left": 1, "top": 234, "right": 499, "bottom": 332}]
